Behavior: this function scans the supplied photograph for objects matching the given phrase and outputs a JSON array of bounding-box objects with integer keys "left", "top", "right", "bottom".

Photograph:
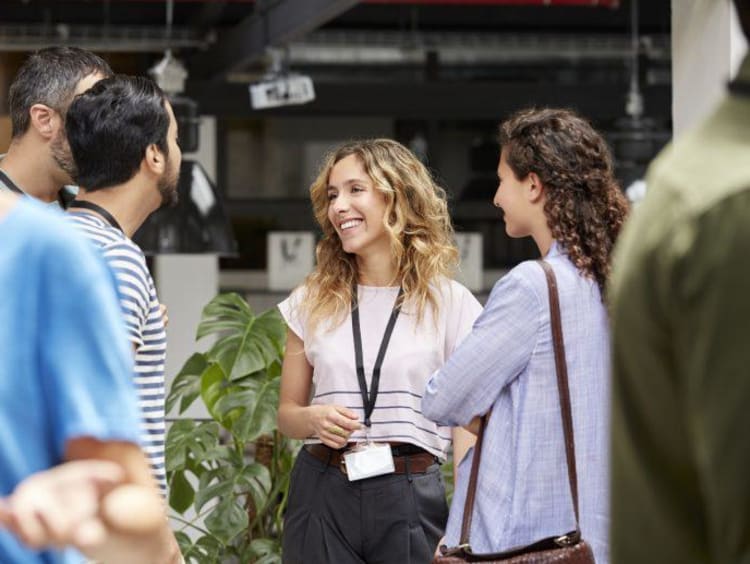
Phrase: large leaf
[
  {"left": 196, "top": 293, "right": 254, "bottom": 339},
  {"left": 204, "top": 497, "right": 248, "bottom": 545},
  {"left": 173, "top": 531, "right": 194, "bottom": 559},
  {"left": 178, "top": 533, "right": 225, "bottom": 564},
  {"left": 243, "top": 538, "right": 282, "bottom": 564},
  {"left": 166, "top": 353, "right": 209, "bottom": 415},
  {"left": 214, "top": 378, "right": 280, "bottom": 443},
  {"left": 165, "top": 419, "right": 220, "bottom": 473},
  {"left": 200, "top": 363, "right": 227, "bottom": 423},
  {"left": 195, "top": 468, "right": 236, "bottom": 514},
  {"left": 251, "top": 307, "right": 287, "bottom": 357},
  {"left": 194, "top": 463, "right": 270, "bottom": 517},
  {"left": 199, "top": 364, "right": 253, "bottom": 433},
  {"left": 238, "top": 463, "right": 272, "bottom": 519},
  {"left": 169, "top": 470, "right": 195, "bottom": 514},
  {"left": 197, "top": 294, "right": 286, "bottom": 381},
  {"left": 266, "top": 360, "right": 282, "bottom": 381},
  {"left": 198, "top": 443, "right": 235, "bottom": 465}
]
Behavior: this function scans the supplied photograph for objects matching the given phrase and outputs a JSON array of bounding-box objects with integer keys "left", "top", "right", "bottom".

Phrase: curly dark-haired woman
[{"left": 423, "top": 108, "right": 629, "bottom": 564}]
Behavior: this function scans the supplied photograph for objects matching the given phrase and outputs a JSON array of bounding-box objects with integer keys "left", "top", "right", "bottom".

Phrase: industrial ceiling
[{"left": 0, "top": 1, "right": 672, "bottom": 121}]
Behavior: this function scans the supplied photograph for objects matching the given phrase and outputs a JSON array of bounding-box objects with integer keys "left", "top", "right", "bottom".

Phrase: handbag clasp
[
  {"left": 554, "top": 534, "right": 575, "bottom": 547},
  {"left": 440, "top": 543, "right": 471, "bottom": 556}
]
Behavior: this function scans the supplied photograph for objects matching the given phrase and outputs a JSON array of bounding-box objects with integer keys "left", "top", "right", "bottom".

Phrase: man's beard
[
  {"left": 158, "top": 158, "right": 180, "bottom": 207},
  {"left": 50, "top": 130, "right": 77, "bottom": 184}
]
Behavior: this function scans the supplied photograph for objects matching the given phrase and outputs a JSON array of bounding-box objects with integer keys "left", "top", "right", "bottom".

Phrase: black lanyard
[
  {"left": 0, "top": 168, "right": 74, "bottom": 208},
  {"left": 729, "top": 80, "right": 750, "bottom": 98},
  {"left": 68, "top": 199, "right": 124, "bottom": 234},
  {"left": 351, "top": 286, "right": 404, "bottom": 427},
  {"left": 0, "top": 168, "right": 24, "bottom": 194}
]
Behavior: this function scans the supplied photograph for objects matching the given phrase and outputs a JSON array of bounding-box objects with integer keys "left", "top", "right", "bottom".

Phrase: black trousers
[{"left": 282, "top": 447, "right": 448, "bottom": 564}]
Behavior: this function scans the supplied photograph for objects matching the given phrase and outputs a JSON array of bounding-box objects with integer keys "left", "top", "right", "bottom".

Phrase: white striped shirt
[
  {"left": 279, "top": 279, "right": 482, "bottom": 460},
  {"left": 69, "top": 212, "right": 167, "bottom": 495}
]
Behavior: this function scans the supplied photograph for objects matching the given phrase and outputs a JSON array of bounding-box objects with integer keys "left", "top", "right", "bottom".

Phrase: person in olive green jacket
[{"left": 610, "top": 1, "right": 750, "bottom": 562}]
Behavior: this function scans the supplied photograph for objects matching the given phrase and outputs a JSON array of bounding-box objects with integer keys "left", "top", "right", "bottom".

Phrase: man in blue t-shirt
[{"left": 0, "top": 192, "right": 179, "bottom": 564}]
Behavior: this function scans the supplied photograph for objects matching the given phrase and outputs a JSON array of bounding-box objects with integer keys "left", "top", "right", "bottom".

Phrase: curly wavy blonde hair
[
  {"left": 301, "top": 139, "right": 458, "bottom": 334},
  {"left": 499, "top": 108, "right": 629, "bottom": 294}
]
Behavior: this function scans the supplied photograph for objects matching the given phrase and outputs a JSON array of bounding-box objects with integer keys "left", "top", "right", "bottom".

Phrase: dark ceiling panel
[
  {"left": 0, "top": 0, "right": 669, "bottom": 33},
  {"left": 325, "top": 0, "right": 669, "bottom": 34},
  {"left": 0, "top": 0, "right": 671, "bottom": 126},
  {"left": 185, "top": 79, "right": 670, "bottom": 120},
  {"left": 188, "top": 0, "right": 360, "bottom": 79},
  {"left": 0, "top": 0, "right": 253, "bottom": 27},
  {"left": 364, "top": 0, "right": 620, "bottom": 5}
]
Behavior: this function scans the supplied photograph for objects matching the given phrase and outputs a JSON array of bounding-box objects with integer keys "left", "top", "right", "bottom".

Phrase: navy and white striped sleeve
[{"left": 102, "top": 242, "right": 151, "bottom": 347}]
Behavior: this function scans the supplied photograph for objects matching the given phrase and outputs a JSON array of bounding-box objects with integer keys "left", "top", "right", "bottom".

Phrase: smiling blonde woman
[{"left": 276, "top": 139, "right": 481, "bottom": 564}]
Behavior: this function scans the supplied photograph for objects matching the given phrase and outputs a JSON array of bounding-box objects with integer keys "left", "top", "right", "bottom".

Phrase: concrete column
[
  {"left": 672, "top": 0, "right": 748, "bottom": 136},
  {"left": 154, "top": 254, "right": 217, "bottom": 419},
  {"left": 154, "top": 115, "right": 218, "bottom": 420}
]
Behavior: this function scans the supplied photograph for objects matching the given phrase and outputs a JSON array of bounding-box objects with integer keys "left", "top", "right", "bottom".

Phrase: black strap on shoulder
[
  {"left": 454, "top": 260, "right": 583, "bottom": 551},
  {"left": 0, "top": 169, "right": 70, "bottom": 208},
  {"left": 68, "top": 200, "right": 124, "bottom": 234},
  {"left": 0, "top": 169, "right": 24, "bottom": 194},
  {"left": 728, "top": 80, "right": 750, "bottom": 98},
  {"left": 351, "top": 286, "right": 404, "bottom": 427}
]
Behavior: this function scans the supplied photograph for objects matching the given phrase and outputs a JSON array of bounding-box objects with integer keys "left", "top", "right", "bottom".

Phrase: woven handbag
[{"left": 433, "top": 261, "right": 596, "bottom": 564}]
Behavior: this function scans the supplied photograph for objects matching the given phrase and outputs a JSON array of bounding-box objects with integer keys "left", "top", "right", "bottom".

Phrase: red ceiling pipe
[
  {"left": 364, "top": 0, "right": 620, "bottom": 6},
  {"left": 105, "top": 0, "right": 618, "bottom": 4}
]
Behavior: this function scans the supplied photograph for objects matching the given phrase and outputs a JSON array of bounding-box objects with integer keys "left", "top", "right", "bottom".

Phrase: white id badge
[{"left": 343, "top": 443, "right": 395, "bottom": 481}]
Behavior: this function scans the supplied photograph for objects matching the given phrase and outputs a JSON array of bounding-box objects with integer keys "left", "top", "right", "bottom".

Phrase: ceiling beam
[
  {"left": 363, "top": 0, "right": 619, "bottom": 5},
  {"left": 185, "top": 79, "right": 670, "bottom": 121},
  {"left": 189, "top": 1, "right": 229, "bottom": 31},
  {"left": 189, "top": 0, "right": 360, "bottom": 80}
]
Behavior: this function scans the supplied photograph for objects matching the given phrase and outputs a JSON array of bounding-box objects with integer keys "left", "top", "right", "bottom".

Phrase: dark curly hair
[{"left": 499, "top": 107, "right": 629, "bottom": 295}]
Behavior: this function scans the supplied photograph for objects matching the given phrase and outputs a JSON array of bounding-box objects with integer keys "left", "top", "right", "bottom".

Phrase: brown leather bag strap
[
  {"left": 538, "top": 259, "right": 581, "bottom": 526},
  {"left": 456, "top": 259, "right": 581, "bottom": 546},
  {"left": 458, "top": 410, "right": 488, "bottom": 545}
]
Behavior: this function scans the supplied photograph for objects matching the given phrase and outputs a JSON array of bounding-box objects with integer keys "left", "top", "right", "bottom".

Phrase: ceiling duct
[
  {"left": 0, "top": 24, "right": 205, "bottom": 52},
  {"left": 279, "top": 30, "right": 669, "bottom": 67}
]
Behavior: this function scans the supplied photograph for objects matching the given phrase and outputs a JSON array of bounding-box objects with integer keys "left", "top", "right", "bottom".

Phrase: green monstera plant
[{"left": 165, "top": 293, "right": 298, "bottom": 563}]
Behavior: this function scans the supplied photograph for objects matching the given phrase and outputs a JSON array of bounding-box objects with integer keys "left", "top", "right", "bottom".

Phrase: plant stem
[{"left": 170, "top": 514, "right": 213, "bottom": 536}]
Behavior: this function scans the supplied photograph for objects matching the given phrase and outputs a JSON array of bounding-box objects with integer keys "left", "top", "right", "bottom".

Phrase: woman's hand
[
  {"left": 0, "top": 461, "right": 124, "bottom": 550},
  {"left": 159, "top": 303, "right": 169, "bottom": 327},
  {"left": 0, "top": 460, "right": 169, "bottom": 564},
  {"left": 279, "top": 328, "right": 361, "bottom": 448},
  {"left": 308, "top": 405, "right": 361, "bottom": 449}
]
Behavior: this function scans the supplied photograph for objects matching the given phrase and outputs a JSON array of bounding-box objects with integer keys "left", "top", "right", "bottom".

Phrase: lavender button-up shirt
[{"left": 423, "top": 242, "right": 610, "bottom": 564}]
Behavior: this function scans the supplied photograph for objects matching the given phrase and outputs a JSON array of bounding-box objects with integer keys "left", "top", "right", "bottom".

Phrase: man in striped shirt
[{"left": 65, "top": 75, "right": 181, "bottom": 498}]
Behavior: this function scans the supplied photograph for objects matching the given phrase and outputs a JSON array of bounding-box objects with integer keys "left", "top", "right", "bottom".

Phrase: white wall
[
  {"left": 672, "top": 0, "right": 748, "bottom": 136},
  {"left": 225, "top": 116, "right": 393, "bottom": 199},
  {"left": 155, "top": 115, "right": 219, "bottom": 419}
]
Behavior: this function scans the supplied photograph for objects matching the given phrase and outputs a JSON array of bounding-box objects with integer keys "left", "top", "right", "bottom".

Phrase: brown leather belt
[{"left": 305, "top": 443, "right": 438, "bottom": 476}]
